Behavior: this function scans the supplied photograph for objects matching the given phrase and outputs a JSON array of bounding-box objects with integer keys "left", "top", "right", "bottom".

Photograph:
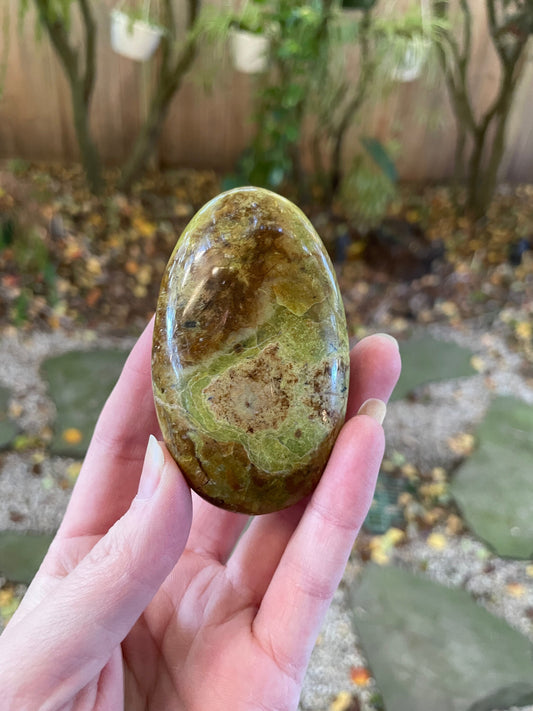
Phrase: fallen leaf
[
  {"left": 506, "top": 582, "right": 525, "bottom": 599},
  {"left": 470, "top": 355, "right": 486, "bottom": 373},
  {"left": 439, "top": 300, "right": 458, "bottom": 318},
  {"left": 66, "top": 461, "right": 82, "bottom": 483},
  {"left": 125, "top": 260, "right": 139, "bottom": 275},
  {"left": 47, "top": 314, "right": 61, "bottom": 330},
  {"left": 431, "top": 467, "right": 447, "bottom": 482},
  {"left": 8, "top": 400, "right": 23, "bottom": 419},
  {"left": 350, "top": 666, "right": 371, "bottom": 686},
  {"left": 447, "top": 432, "right": 476, "bottom": 457},
  {"left": 515, "top": 321, "right": 532, "bottom": 342},
  {"left": 85, "top": 257, "right": 102, "bottom": 277},
  {"left": 136, "top": 264, "right": 152, "bottom": 286},
  {"left": 132, "top": 216, "right": 157, "bottom": 239},
  {"left": 85, "top": 287, "right": 101, "bottom": 307},
  {"left": 329, "top": 691, "right": 356, "bottom": 711},
  {"left": 62, "top": 427, "right": 83, "bottom": 445},
  {"left": 401, "top": 463, "right": 418, "bottom": 480},
  {"left": 369, "top": 547, "right": 390, "bottom": 566},
  {"left": 0, "top": 586, "right": 20, "bottom": 623},
  {"left": 446, "top": 514, "right": 464, "bottom": 535},
  {"left": 427, "top": 532, "right": 448, "bottom": 550}
]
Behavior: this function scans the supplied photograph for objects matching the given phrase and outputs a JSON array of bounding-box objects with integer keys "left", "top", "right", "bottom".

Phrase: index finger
[{"left": 58, "top": 318, "right": 161, "bottom": 539}]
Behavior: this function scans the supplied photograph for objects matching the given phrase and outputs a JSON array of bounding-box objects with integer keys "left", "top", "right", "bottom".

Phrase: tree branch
[
  {"left": 78, "top": 0, "right": 96, "bottom": 104},
  {"left": 33, "top": 0, "right": 78, "bottom": 84}
]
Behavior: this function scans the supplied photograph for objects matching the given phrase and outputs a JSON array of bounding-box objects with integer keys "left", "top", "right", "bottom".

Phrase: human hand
[{"left": 0, "top": 320, "right": 400, "bottom": 711}]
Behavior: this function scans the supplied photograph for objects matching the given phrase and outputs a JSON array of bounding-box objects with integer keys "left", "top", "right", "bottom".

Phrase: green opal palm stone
[{"left": 152, "top": 187, "right": 349, "bottom": 514}]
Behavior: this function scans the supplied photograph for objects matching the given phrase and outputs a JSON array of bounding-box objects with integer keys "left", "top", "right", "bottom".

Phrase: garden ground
[{"left": 0, "top": 163, "right": 533, "bottom": 710}]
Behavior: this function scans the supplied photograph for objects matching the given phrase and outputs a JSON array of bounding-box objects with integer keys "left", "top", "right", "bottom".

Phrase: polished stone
[{"left": 152, "top": 187, "right": 349, "bottom": 514}]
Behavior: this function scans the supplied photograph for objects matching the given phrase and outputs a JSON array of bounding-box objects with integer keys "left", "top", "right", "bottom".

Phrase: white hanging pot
[
  {"left": 391, "top": 37, "right": 431, "bottom": 82},
  {"left": 110, "top": 9, "right": 163, "bottom": 62},
  {"left": 230, "top": 28, "right": 270, "bottom": 74}
]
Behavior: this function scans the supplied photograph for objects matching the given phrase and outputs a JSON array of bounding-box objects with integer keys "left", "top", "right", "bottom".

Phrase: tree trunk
[
  {"left": 327, "top": 10, "right": 372, "bottom": 199},
  {"left": 119, "top": 43, "right": 197, "bottom": 192},
  {"left": 118, "top": 0, "right": 200, "bottom": 192},
  {"left": 33, "top": 0, "right": 103, "bottom": 195},
  {"left": 71, "top": 82, "right": 103, "bottom": 195}
]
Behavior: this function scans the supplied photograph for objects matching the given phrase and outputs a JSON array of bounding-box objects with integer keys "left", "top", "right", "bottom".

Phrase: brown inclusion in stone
[{"left": 152, "top": 187, "right": 349, "bottom": 514}]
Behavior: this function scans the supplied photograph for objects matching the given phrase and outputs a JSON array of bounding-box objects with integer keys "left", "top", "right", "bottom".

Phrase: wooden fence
[{"left": 0, "top": 0, "right": 532, "bottom": 182}]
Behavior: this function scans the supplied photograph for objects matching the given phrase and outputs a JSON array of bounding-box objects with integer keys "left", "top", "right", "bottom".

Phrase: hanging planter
[
  {"left": 230, "top": 27, "right": 270, "bottom": 74},
  {"left": 110, "top": 0, "right": 163, "bottom": 62},
  {"left": 391, "top": 36, "right": 431, "bottom": 82},
  {"left": 389, "top": 0, "right": 431, "bottom": 82}
]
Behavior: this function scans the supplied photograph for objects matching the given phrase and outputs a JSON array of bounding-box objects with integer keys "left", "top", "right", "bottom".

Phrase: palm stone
[{"left": 152, "top": 187, "right": 349, "bottom": 514}]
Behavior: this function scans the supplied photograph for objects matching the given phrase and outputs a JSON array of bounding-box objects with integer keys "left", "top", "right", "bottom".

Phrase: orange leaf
[
  {"left": 62, "top": 428, "right": 83, "bottom": 445},
  {"left": 86, "top": 287, "right": 101, "bottom": 307},
  {"left": 350, "top": 666, "right": 371, "bottom": 686}
]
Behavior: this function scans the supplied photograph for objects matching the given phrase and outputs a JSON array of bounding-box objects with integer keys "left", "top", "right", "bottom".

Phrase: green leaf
[
  {"left": 360, "top": 137, "right": 398, "bottom": 183},
  {"left": 341, "top": 0, "right": 377, "bottom": 9}
]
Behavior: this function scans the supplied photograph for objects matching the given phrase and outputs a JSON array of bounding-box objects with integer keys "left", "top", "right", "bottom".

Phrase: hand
[{"left": 0, "top": 320, "right": 400, "bottom": 711}]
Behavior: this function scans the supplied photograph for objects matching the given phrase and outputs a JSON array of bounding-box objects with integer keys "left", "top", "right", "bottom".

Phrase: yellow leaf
[
  {"left": 382, "top": 527, "right": 405, "bottom": 547},
  {"left": 515, "top": 321, "right": 532, "bottom": 342},
  {"left": 427, "top": 532, "right": 448, "bottom": 550},
  {"left": 0, "top": 589, "right": 14, "bottom": 607},
  {"left": 419, "top": 482, "right": 447, "bottom": 500},
  {"left": 401, "top": 463, "right": 418, "bottom": 480},
  {"left": 506, "top": 582, "right": 525, "bottom": 599},
  {"left": 0, "top": 587, "right": 21, "bottom": 623},
  {"left": 132, "top": 216, "right": 157, "bottom": 239},
  {"left": 88, "top": 213, "right": 103, "bottom": 228},
  {"left": 174, "top": 202, "right": 193, "bottom": 218},
  {"left": 447, "top": 432, "right": 476, "bottom": 456},
  {"left": 431, "top": 467, "right": 447, "bottom": 482},
  {"left": 470, "top": 355, "right": 486, "bottom": 373},
  {"left": 136, "top": 264, "right": 153, "bottom": 286},
  {"left": 370, "top": 547, "right": 390, "bottom": 566},
  {"left": 85, "top": 257, "right": 102, "bottom": 277},
  {"left": 439, "top": 301, "right": 458, "bottom": 318},
  {"left": 66, "top": 461, "right": 82, "bottom": 483},
  {"left": 526, "top": 565, "right": 533, "bottom": 578},
  {"left": 347, "top": 241, "right": 366, "bottom": 259},
  {"left": 62, "top": 428, "right": 83, "bottom": 445},
  {"left": 329, "top": 691, "right": 353, "bottom": 711},
  {"left": 446, "top": 514, "right": 463, "bottom": 535},
  {"left": 8, "top": 400, "right": 23, "bottom": 419}
]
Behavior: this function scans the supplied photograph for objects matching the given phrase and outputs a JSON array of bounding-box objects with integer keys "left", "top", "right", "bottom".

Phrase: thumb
[{"left": 0, "top": 436, "right": 192, "bottom": 706}]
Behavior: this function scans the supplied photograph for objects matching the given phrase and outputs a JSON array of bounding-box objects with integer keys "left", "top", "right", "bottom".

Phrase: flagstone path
[{"left": 1, "top": 323, "right": 533, "bottom": 711}]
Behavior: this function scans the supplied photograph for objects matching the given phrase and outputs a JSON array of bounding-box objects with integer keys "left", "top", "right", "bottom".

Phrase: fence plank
[{"left": 0, "top": 0, "right": 531, "bottom": 183}]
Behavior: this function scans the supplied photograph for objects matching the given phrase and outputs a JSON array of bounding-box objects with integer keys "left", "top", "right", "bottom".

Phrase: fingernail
[
  {"left": 357, "top": 398, "right": 387, "bottom": 425},
  {"left": 136, "top": 435, "right": 165, "bottom": 500},
  {"left": 376, "top": 333, "right": 399, "bottom": 350}
]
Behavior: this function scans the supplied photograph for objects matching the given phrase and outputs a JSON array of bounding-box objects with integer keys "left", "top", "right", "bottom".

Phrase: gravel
[{"left": 1, "top": 322, "right": 532, "bottom": 710}]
